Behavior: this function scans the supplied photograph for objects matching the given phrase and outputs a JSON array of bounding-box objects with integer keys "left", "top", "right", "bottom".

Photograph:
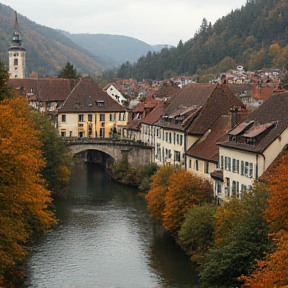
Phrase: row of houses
[
  {"left": 123, "top": 82, "right": 288, "bottom": 203},
  {"left": 9, "top": 75, "right": 288, "bottom": 203}
]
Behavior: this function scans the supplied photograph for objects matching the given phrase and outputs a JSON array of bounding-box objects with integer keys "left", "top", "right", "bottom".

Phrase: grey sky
[{"left": 1, "top": 0, "right": 247, "bottom": 46}]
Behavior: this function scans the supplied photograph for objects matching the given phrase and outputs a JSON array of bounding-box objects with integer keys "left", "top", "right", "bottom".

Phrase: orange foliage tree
[
  {"left": 145, "top": 163, "right": 175, "bottom": 222},
  {"left": 0, "top": 95, "right": 56, "bottom": 284},
  {"left": 242, "top": 150, "right": 288, "bottom": 287},
  {"left": 162, "top": 170, "right": 213, "bottom": 234}
]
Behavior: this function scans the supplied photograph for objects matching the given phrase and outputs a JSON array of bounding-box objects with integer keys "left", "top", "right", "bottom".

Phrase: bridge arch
[{"left": 67, "top": 139, "right": 155, "bottom": 167}]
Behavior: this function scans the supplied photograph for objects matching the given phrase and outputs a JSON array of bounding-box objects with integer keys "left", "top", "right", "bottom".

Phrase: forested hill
[
  {"left": 64, "top": 33, "right": 172, "bottom": 66},
  {"left": 117, "top": 0, "right": 288, "bottom": 81},
  {"left": 0, "top": 4, "right": 107, "bottom": 76}
]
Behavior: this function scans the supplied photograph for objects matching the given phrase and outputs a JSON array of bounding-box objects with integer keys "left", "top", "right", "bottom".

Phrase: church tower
[{"left": 8, "top": 12, "right": 26, "bottom": 79}]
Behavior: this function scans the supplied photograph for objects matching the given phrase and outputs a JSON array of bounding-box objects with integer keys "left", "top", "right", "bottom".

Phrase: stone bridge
[{"left": 65, "top": 138, "right": 155, "bottom": 167}]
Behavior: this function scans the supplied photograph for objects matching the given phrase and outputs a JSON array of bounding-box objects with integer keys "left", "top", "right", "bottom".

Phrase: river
[{"left": 25, "top": 163, "right": 199, "bottom": 288}]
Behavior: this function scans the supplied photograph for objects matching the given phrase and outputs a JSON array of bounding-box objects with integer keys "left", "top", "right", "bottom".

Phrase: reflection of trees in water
[{"left": 149, "top": 231, "right": 200, "bottom": 288}]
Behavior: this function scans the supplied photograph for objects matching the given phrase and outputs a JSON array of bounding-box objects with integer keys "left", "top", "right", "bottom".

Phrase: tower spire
[
  {"left": 12, "top": 12, "right": 22, "bottom": 46},
  {"left": 8, "top": 11, "right": 26, "bottom": 79}
]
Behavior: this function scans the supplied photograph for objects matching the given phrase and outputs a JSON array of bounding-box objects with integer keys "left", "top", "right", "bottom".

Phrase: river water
[{"left": 25, "top": 163, "right": 199, "bottom": 288}]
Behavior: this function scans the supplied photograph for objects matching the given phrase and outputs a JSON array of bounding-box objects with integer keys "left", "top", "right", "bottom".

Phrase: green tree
[
  {"left": 58, "top": 62, "right": 80, "bottom": 79},
  {"left": 199, "top": 182, "right": 271, "bottom": 288},
  {"left": 0, "top": 60, "right": 13, "bottom": 100},
  {"left": 178, "top": 203, "right": 217, "bottom": 259},
  {"left": 31, "top": 112, "right": 72, "bottom": 196}
]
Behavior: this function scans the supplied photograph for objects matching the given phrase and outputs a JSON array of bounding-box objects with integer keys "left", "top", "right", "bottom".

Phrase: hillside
[
  {"left": 64, "top": 33, "right": 172, "bottom": 66},
  {"left": 116, "top": 0, "right": 288, "bottom": 81},
  {"left": 0, "top": 4, "right": 109, "bottom": 76}
]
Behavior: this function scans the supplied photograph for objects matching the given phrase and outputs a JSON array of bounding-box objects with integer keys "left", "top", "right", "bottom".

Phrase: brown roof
[
  {"left": 186, "top": 115, "right": 231, "bottom": 163},
  {"left": 9, "top": 78, "right": 79, "bottom": 102},
  {"left": 60, "top": 76, "right": 126, "bottom": 113},
  {"left": 210, "top": 169, "right": 223, "bottom": 181},
  {"left": 153, "top": 82, "right": 180, "bottom": 99},
  {"left": 218, "top": 91, "right": 288, "bottom": 153},
  {"left": 141, "top": 101, "right": 164, "bottom": 125},
  {"left": 165, "top": 83, "right": 216, "bottom": 115},
  {"left": 186, "top": 84, "right": 244, "bottom": 135}
]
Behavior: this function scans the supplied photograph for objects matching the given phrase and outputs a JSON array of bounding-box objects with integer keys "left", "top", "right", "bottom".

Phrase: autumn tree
[
  {"left": 242, "top": 150, "right": 288, "bottom": 286},
  {"left": 162, "top": 170, "right": 213, "bottom": 234},
  {"left": 263, "top": 150, "right": 288, "bottom": 233},
  {"left": 199, "top": 182, "right": 271, "bottom": 288},
  {"left": 58, "top": 62, "right": 80, "bottom": 79},
  {"left": 145, "top": 164, "right": 175, "bottom": 222},
  {"left": 242, "top": 230, "right": 288, "bottom": 288},
  {"left": 0, "top": 95, "right": 56, "bottom": 285}
]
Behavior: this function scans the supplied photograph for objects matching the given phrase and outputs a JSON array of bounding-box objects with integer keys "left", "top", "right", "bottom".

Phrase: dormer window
[{"left": 96, "top": 100, "right": 105, "bottom": 107}]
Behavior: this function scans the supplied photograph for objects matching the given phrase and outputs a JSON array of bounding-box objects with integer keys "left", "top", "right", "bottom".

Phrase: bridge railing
[{"left": 62, "top": 137, "right": 152, "bottom": 147}]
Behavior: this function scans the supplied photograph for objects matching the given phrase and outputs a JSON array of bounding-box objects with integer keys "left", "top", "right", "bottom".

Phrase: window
[
  {"left": 78, "top": 131, "right": 84, "bottom": 138},
  {"left": 204, "top": 162, "right": 209, "bottom": 174},
  {"left": 61, "top": 131, "right": 66, "bottom": 137},
  {"left": 245, "top": 162, "right": 249, "bottom": 176},
  {"left": 96, "top": 100, "right": 104, "bottom": 107},
  {"left": 241, "top": 161, "right": 244, "bottom": 175},
  {"left": 189, "top": 159, "right": 192, "bottom": 169},
  {"left": 174, "top": 151, "right": 181, "bottom": 162},
  {"left": 100, "top": 128, "right": 105, "bottom": 138},
  {"left": 109, "top": 114, "right": 115, "bottom": 121},
  {"left": 100, "top": 114, "right": 105, "bottom": 121},
  {"left": 249, "top": 163, "right": 253, "bottom": 178},
  {"left": 88, "top": 114, "right": 92, "bottom": 122},
  {"left": 195, "top": 160, "right": 199, "bottom": 171},
  {"left": 225, "top": 157, "right": 231, "bottom": 171},
  {"left": 232, "top": 159, "right": 239, "bottom": 173},
  {"left": 61, "top": 115, "right": 66, "bottom": 122},
  {"left": 14, "top": 58, "right": 18, "bottom": 65},
  {"left": 69, "top": 131, "right": 72, "bottom": 137},
  {"left": 119, "top": 112, "right": 126, "bottom": 121},
  {"left": 180, "top": 135, "right": 183, "bottom": 146},
  {"left": 169, "top": 133, "right": 172, "bottom": 144},
  {"left": 79, "top": 114, "right": 84, "bottom": 122},
  {"left": 176, "top": 134, "right": 179, "bottom": 144},
  {"left": 156, "top": 143, "right": 161, "bottom": 160},
  {"left": 220, "top": 155, "right": 224, "bottom": 169},
  {"left": 216, "top": 182, "right": 222, "bottom": 194},
  {"left": 156, "top": 128, "right": 160, "bottom": 138},
  {"left": 166, "top": 132, "right": 168, "bottom": 142},
  {"left": 241, "top": 184, "right": 247, "bottom": 194}
]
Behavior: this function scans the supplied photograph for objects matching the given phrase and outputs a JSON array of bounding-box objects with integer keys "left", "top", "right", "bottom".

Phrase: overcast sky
[{"left": 1, "top": 0, "right": 247, "bottom": 46}]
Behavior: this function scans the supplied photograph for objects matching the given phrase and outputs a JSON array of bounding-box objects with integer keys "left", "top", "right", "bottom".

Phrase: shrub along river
[{"left": 25, "top": 163, "right": 199, "bottom": 288}]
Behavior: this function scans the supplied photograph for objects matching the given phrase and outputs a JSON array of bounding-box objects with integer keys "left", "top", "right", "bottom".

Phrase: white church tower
[{"left": 8, "top": 12, "right": 26, "bottom": 79}]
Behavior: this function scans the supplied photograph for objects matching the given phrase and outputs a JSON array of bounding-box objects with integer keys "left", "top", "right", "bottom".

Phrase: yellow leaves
[{"left": 146, "top": 166, "right": 213, "bottom": 235}]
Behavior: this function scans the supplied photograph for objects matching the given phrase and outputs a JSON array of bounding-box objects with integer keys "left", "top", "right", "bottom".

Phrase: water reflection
[{"left": 25, "top": 163, "right": 199, "bottom": 288}]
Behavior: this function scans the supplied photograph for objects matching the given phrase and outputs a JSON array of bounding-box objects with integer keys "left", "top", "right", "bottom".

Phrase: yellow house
[{"left": 58, "top": 76, "right": 127, "bottom": 138}]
